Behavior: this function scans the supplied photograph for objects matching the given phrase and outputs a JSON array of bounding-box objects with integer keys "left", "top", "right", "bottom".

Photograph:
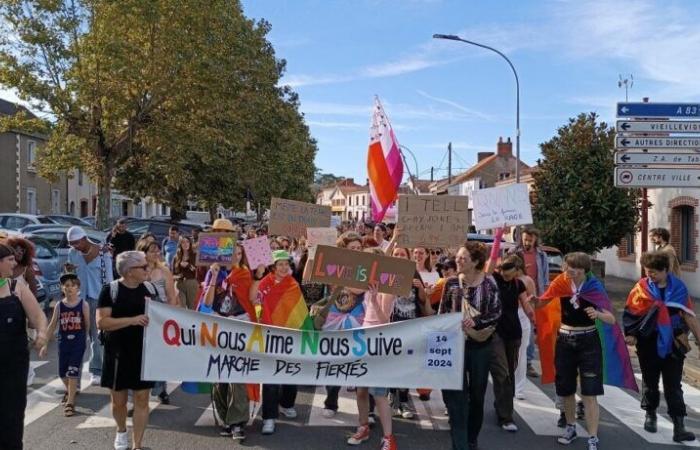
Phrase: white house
[{"left": 596, "top": 188, "right": 699, "bottom": 296}]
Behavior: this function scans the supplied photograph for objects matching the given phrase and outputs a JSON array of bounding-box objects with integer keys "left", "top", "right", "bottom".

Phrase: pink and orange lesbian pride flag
[{"left": 367, "top": 97, "right": 403, "bottom": 222}]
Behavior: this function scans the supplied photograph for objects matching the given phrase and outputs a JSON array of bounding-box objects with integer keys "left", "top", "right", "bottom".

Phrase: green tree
[
  {"left": 0, "top": 0, "right": 316, "bottom": 227},
  {"left": 532, "top": 113, "right": 640, "bottom": 255}
]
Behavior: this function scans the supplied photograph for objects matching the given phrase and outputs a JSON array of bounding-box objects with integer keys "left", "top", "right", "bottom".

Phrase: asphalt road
[{"left": 23, "top": 339, "right": 700, "bottom": 450}]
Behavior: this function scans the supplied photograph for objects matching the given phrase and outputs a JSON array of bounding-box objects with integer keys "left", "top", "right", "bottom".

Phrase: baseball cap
[
  {"left": 66, "top": 226, "right": 87, "bottom": 242},
  {"left": 59, "top": 272, "right": 79, "bottom": 285}
]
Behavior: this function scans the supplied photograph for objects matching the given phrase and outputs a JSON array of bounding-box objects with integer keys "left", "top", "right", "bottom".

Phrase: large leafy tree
[
  {"left": 0, "top": 0, "right": 316, "bottom": 226},
  {"left": 532, "top": 113, "right": 640, "bottom": 255}
]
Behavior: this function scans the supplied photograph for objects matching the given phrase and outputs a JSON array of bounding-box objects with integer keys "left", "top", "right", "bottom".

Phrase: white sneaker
[
  {"left": 113, "top": 430, "right": 129, "bottom": 450},
  {"left": 502, "top": 422, "right": 519, "bottom": 432},
  {"left": 322, "top": 408, "right": 336, "bottom": 418},
  {"left": 90, "top": 374, "right": 101, "bottom": 386},
  {"left": 261, "top": 419, "right": 275, "bottom": 435},
  {"left": 279, "top": 407, "right": 297, "bottom": 419},
  {"left": 515, "top": 392, "right": 526, "bottom": 400}
]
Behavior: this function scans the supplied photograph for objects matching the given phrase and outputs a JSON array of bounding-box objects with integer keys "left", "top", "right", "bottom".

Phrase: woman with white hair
[{"left": 97, "top": 250, "right": 156, "bottom": 450}]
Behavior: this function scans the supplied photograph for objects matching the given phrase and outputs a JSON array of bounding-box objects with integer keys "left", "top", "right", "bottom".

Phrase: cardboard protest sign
[
  {"left": 195, "top": 233, "right": 236, "bottom": 267},
  {"left": 241, "top": 236, "right": 272, "bottom": 270},
  {"left": 269, "top": 197, "right": 331, "bottom": 238},
  {"left": 306, "top": 227, "right": 338, "bottom": 259},
  {"left": 144, "top": 301, "right": 465, "bottom": 389},
  {"left": 471, "top": 183, "right": 533, "bottom": 230},
  {"left": 397, "top": 195, "right": 469, "bottom": 247},
  {"left": 309, "top": 245, "right": 416, "bottom": 296}
]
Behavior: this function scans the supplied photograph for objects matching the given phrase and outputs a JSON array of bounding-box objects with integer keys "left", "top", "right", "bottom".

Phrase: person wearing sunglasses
[{"left": 96, "top": 251, "right": 156, "bottom": 450}]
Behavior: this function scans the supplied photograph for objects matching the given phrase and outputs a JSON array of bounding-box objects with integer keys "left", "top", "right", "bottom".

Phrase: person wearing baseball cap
[{"left": 65, "top": 225, "right": 113, "bottom": 386}]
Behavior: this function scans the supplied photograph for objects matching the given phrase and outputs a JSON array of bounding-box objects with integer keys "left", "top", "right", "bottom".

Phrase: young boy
[{"left": 40, "top": 272, "right": 90, "bottom": 416}]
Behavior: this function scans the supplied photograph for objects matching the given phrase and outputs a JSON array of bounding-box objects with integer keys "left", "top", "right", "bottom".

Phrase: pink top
[{"left": 362, "top": 292, "right": 394, "bottom": 326}]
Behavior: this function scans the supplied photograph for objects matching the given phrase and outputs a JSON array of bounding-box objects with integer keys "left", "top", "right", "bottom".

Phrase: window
[
  {"left": 680, "top": 206, "right": 694, "bottom": 263},
  {"left": 26, "top": 188, "right": 37, "bottom": 214},
  {"left": 27, "top": 140, "right": 36, "bottom": 169},
  {"left": 4, "top": 216, "right": 30, "bottom": 230},
  {"left": 362, "top": 195, "right": 366, "bottom": 206},
  {"left": 51, "top": 189, "right": 60, "bottom": 214},
  {"left": 625, "top": 232, "right": 635, "bottom": 255},
  {"left": 348, "top": 197, "right": 352, "bottom": 206}
]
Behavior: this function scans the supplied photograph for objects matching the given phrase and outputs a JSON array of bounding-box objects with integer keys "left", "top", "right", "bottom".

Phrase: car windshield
[
  {"left": 50, "top": 216, "right": 85, "bottom": 226},
  {"left": 547, "top": 252, "right": 564, "bottom": 268},
  {"left": 28, "top": 238, "right": 57, "bottom": 259},
  {"left": 37, "top": 216, "right": 55, "bottom": 224}
]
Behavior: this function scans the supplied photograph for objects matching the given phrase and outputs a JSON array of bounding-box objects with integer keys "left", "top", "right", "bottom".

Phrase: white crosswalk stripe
[
  {"left": 307, "top": 386, "right": 363, "bottom": 427},
  {"left": 634, "top": 373, "right": 700, "bottom": 415},
  {"left": 410, "top": 391, "right": 450, "bottom": 431},
  {"left": 514, "top": 379, "right": 589, "bottom": 438},
  {"left": 25, "top": 364, "right": 91, "bottom": 426}
]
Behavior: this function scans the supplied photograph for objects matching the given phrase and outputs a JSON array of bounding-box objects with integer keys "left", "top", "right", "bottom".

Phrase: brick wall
[{"left": 668, "top": 196, "right": 699, "bottom": 272}]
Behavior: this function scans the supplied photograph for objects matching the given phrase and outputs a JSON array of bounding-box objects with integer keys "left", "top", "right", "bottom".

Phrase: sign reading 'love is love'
[{"left": 309, "top": 245, "right": 416, "bottom": 296}]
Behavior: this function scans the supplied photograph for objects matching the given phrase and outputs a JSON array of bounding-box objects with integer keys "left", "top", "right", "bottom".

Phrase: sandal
[
  {"left": 60, "top": 394, "right": 68, "bottom": 405},
  {"left": 64, "top": 404, "right": 75, "bottom": 417}
]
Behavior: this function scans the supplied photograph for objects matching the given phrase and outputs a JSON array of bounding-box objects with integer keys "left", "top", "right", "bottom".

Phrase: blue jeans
[
  {"left": 526, "top": 328, "right": 536, "bottom": 364},
  {"left": 86, "top": 297, "right": 102, "bottom": 376}
]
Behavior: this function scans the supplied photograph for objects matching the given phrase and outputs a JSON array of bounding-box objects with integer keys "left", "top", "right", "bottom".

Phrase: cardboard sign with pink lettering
[
  {"left": 309, "top": 245, "right": 416, "bottom": 296},
  {"left": 241, "top": 236, "right": 272, "bottom": 270}
]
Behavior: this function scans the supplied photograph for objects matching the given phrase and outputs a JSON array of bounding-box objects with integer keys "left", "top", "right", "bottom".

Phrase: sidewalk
[{"left": 604, "top": 275, "right": 700, "bottom": 386}]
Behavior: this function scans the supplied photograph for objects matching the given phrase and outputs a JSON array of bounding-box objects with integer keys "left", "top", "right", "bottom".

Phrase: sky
[{"left": 240, "top": 0, "right": 700, "bottom": 183}]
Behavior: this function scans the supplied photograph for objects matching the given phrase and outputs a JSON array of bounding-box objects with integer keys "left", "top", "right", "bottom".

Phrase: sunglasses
[{"left": 430, "top": 250, "right": 442, "bottom": 256}]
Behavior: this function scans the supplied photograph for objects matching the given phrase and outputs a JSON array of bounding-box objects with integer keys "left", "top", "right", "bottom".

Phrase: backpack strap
[
  {"left": 143, "top": 281, "right": 160, "bottom": 302},
  {"left": 109, "top": 280, "right": 120, "bottom": 303}
]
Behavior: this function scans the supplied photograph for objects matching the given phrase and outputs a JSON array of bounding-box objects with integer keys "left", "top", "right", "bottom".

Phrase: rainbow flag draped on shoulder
[
  {"left": 367, "top": 96, "right": 403, "bottom": 223},
  {"left": 535, "top": 272, "right": 637, "bottom": 392},
  {"left": 258, "top": 273, "right": 313, "bottom": 330},
  {"left": 625, "top": 274, "right": 695, "bottom": 358}
]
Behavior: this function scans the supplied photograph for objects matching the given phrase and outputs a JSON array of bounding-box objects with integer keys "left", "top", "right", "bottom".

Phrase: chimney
[
  {"left": 497, "top": 137, "right": 512, "bottom": 158},
  {"left": 477, "top": 152, "right": 494, "bottom": 162},
  {"left": 366, "top": 178, "right": 369, "bottom": 186}
]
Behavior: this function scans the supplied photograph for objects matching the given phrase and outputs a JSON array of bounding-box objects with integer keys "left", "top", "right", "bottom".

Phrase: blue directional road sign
[{"left": 617, "top": 102, "right": 700, "bottom": 118}]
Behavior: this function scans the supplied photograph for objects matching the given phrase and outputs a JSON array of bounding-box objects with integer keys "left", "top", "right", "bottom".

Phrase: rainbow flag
[
  {"left": 536, "top": 272, "right": 637, "bottom": 391},
  {"left": 367, "top": 96, "right": 403, "bottom": 223},
  {"left": 258, "top": 273, "right": 313, "bottom": 330},
  {"left": 625, "top": 274, "right": 695, "bottom": 358}
]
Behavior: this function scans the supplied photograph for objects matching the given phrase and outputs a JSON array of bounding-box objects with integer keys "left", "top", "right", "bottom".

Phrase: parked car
[
  {"left": 20, "top": 222, "right": 99, "bottom": 234},
  {"left": 22, "top": 235, "right": 62, "bottom": 309},
  {"left": 0, "top": 213, "right": 57, "bottom": 231},
  {"left": 116, "top": 218, "right": 203, "bottom": 243},
  {"left": 44, "top": 215, "right": 93, "bottom": 227},
  {"left": 23, "top": 226, "right": 107, "bottom": 269}
]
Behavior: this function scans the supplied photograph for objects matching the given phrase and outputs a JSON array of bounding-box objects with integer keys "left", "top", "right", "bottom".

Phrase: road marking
[
  {"left": 30, "top": 360, "right": 49, "bottom": 371},
  {"left": 76, "top": 382, "right": 179, "bottom": 429},
  {"left": 25, "top": 365, "right": 91, "bottom": 426},
  {"left": 307, "top": 386, "right": 360, "bottom": 427},
  {"left": 411, "top": 391, "right": 450, "bottom": 431},
  {"left": 597, "top": 385, "right": 700, "bottom": 447},
  {"left": 634, "top": 373, "right": 700, "bottom": 415},
  {"left": 514, "top": 379, "right": 589, "bottom": 438}
]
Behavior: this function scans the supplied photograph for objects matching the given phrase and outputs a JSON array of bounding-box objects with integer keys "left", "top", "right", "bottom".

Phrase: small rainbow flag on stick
[{"left": 367, "top": 96, "right": 404, "bottom": 223}]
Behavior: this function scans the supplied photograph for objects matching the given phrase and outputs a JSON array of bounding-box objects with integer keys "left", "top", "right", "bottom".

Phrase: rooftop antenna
[{"left": 618, "top": 74, "right": 634, "bottom": 101}]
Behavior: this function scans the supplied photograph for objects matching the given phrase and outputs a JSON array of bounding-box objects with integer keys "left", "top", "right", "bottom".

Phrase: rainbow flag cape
[
  {"left": 625, "top": 274, "right": 695, "bottom": 358},
  {"left": 258, "top": 273, "right": 313, "bottom": 330},
  {"left": 429, "top": 278, "right": 447, "bottom": 306},
  {"left": 226, "top": 266, "right": 257, "bottom": 322},
  {"left": 367, "top": 96, "right": 403, "bottom": 222},
  {"left": 536, "top": 272, "right": 637, "bottom": 391}
]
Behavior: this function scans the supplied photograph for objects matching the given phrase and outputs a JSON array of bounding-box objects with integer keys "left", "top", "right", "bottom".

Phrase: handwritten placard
[
  {"left": 195, "top": 233, "right": 236, "bottom": 267},
  {"left": 241, "top": 236, "right": 272, "bottom": 270},
  {"left": 471, "top": 183, "right": 533, "bottom": 230},
  {"left": 310, "top": 245, "right": 416, "bottom": 296},
  {"left": 269, "top": 197, "right": 331, "bottom": 238},
  {"left": 397, "top": 195, "right": 469, "bottom": 247},
  {"left": 306, "top": 227, "right": 338, "bottom": 259}
]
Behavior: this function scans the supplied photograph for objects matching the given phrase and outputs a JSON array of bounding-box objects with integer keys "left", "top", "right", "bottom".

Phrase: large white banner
[{"left": 142, "top": 302, "right": 465, "bottom": 389}]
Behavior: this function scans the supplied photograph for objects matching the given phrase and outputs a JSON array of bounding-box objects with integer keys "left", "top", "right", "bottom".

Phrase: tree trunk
[
  {"left": 208, "top": 204, "right": 217, "bottom": 224},
  {"left": 169, "top": 204, "right": 187, "bottom": 222},
  {"left": 96, "top": 162, "right": 113, "bottom": 230}
]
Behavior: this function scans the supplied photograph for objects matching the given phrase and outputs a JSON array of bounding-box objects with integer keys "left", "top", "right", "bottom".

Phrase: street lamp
[
  {"left": 432, "top": 34, "right": 521, "bottom": 184},
  {"left": 398, "top": 144, "right": 420, "bottom": 190}
]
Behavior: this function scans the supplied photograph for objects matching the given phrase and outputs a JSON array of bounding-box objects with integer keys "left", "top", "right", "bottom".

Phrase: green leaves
[{"left": 532, "top": 113, "right": 641, "bottom": 255}]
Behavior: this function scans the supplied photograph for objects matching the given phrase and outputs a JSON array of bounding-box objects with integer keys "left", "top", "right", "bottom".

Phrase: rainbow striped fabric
[
  {"left": 536, "top": 272, "right": 637, "bottom": 392},
  {"left": 259, "top": 273, "right": 313, "bottom": 330},
  {"left": 367, "top": 96, "right": 403, "bottom": 222}
]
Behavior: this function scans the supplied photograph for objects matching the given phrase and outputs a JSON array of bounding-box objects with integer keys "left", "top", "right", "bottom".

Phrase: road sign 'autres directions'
[
  {"left": 616, "top": 120, "right": 700, "bottom": 133},
  {"left": 617, "top": 102, "right": 700, "bottom": 118},
  {"left": 614, "top": 167, "right": 700, "bottom": 188},
  {"left": 615, "top": 151, "right": 700, "bottom": 165},
  {"left": 615, "top": 136, "right": 700, "bottom": 149}
]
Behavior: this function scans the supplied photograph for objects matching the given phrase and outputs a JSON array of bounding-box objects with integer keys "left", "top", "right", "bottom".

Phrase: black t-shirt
[
  {"left": 107, "top": 231, "right": 136, "bottom": 257},
  {"left": 98, "top": 282, "right": 153, "bottom": 352},
  {"left": 560, "top": 295, "right": 596, "bottom": 327},
  {"left": 492, "top": 272, "right": 525, "bottom": 340}
]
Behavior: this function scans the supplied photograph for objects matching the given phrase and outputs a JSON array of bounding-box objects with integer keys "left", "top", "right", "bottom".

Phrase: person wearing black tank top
[{"left": 0, "top": 243, "right": 48, "bottom": 449}]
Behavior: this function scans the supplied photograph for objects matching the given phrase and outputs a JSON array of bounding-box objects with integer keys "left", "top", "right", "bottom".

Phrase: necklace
[{"left": 0, "top": 278, "right": 7, "bottom": 288}]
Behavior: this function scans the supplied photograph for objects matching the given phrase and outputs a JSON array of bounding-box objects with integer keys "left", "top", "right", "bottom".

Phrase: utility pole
[
  {"left": 448, "top": 142, "right": 452, "bottom": 184},
  {"left": 430, "top": 167, "right": 434, "bottom": 182}
]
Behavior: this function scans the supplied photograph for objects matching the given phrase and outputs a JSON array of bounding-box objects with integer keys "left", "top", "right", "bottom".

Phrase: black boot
[
  {"left": 672, "top": 416, "right": 695, "bottom": 442},
  {"left": 643, "top": 411, "right": 657, "bottom": 433}
]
